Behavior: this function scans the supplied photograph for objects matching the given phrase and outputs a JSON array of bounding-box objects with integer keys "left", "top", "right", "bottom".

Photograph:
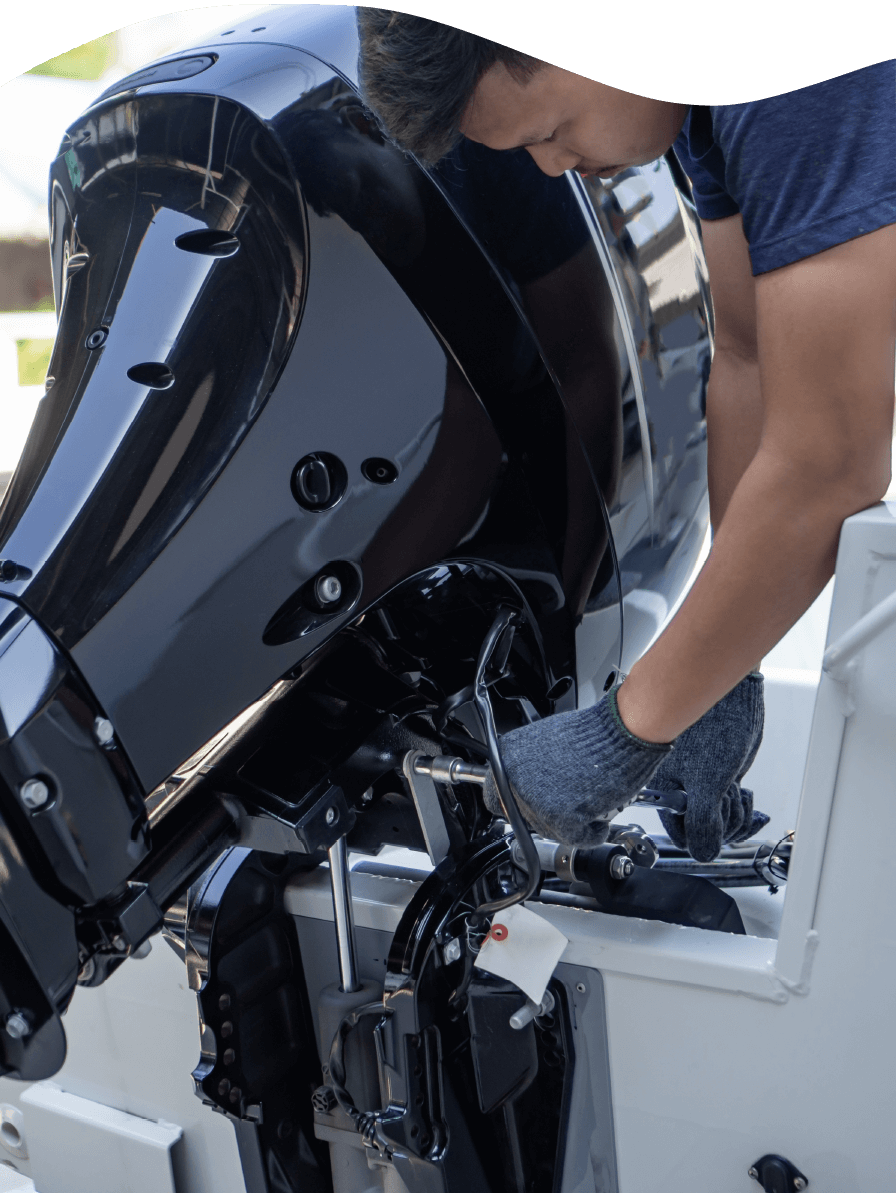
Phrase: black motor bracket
[
  {"left": 749, "top": 1154, "right": 809, "bottom": 1192},
  {"left": 168, "top": 846, "right": 330, "bottom": 1193},
  {"left": 572, "top": 843, "right": 746, "bottom": 935},
  {"left": 351, "top": 833, "right": 580, "bottom": 1193}
]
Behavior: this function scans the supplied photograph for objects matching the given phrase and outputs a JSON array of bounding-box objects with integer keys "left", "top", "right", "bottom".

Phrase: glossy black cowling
[{"left": 0, "top": 4, "right": 710, "bottom": 1083}]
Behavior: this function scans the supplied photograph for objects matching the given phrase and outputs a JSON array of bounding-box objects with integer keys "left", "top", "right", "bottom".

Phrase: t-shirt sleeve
[
  {"left": 708, "top": 62, "right": 896, "bottom": 275},
  {"left": 673, "top": 107, "right": 740, "bottom": 223}
]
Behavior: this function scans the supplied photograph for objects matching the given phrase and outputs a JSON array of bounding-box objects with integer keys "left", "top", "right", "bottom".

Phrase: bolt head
[
  {"left": 748, "top": 1168, "right": 759, "bottom": 1181},
  {"left": 325, "top": 806, "right": 338, "bottom": 826},
  {"left": 609, "top": 854, "right": 634, "bottom": 880},
  {"left": 4, "top": 1012, "right": 31, "bottom": 1040},
  {"left": 443, "top": 937, "right": 462, "bottom": 963},
  {"left": 575, "top": 982, "right": 586, "bottom": 994},
  {"left": 794, "top": 1181, "right": 806, "bottom": 1191},
  {"left": 94, "top": 716, "right": 114, "bottom": 746},
  {"left": 19, "top": 778, "right": 50, "bottom": 810},
  {"left": 315, "top": 574, "right": 342, "bottom": 605}
]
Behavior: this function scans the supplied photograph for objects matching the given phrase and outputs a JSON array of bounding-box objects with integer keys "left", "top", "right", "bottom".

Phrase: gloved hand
[
  {"left": 654, "top": 672, "right": 768, "bottom": 862},
  {"left": 483, "top": 684, "right": 672, "bottom": 846}
]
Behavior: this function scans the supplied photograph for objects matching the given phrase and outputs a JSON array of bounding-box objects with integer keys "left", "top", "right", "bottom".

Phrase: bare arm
[
  {"left": 617, "top": 222, "right": 896, "bottom": 743},
  {"left": 700, "top": 214, "right": 762, "bottom": 531}
]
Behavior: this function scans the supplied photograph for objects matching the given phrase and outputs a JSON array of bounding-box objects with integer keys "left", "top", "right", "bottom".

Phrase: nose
[{"left": 524, "top": 142, "right": 580, "bottom": 178}]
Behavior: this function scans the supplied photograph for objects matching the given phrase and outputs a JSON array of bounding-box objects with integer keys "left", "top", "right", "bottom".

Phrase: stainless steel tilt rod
[{"left": 327, "top": 835, "right": 360, "bottom": 993}]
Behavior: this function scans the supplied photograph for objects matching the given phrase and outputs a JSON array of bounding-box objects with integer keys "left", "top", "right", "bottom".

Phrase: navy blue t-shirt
[{"left": 674, "top": 61, "right": 896, "bottom": 275}]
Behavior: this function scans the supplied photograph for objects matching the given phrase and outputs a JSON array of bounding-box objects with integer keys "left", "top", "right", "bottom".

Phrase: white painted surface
[
  {"left": 0, "top": 1167, "right": 33, "bottom": 1192},
  {"left": 20, "top": 1083, "right": 181, "bottom": 1193}
]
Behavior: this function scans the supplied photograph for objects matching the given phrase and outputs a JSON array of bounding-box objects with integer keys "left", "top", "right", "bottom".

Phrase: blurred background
[{"left": 0, "top": 6, "right": 273, "bottom": 493}]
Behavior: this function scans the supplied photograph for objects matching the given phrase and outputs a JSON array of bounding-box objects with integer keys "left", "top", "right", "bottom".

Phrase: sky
[{"left": 2, "top": 1, "right": 896, "bottom": 106}]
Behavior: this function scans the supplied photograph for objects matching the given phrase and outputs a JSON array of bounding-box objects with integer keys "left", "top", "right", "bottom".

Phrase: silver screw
[
  {"left": 4, "top": 1013, "right": 31, "bottom": 1040},
  {"left": 443, "top": 937, "right": 462, "bottom": 964},
  {"left": 325, "top": 806, "right": 338, "bottom": 826},
  {"left": 315, "top": 575, "right": 342, "bottom": 605},
  {"left": 609, "top": 854, "right": 634, "bottom": 880},
  {"left": 19, "top": 778, "right": 49, "bottom": 810},
  {"left": 748, "top": 1169, "right": 759, "bottom": 1181},
  {"left": 94, "top": 716, "right": 114, "bottom": 746},
  {"left": 575, "top": 982, "right": 586, "bottom": 994},
  {"left": 794, "top": 1181, "right": 806, "bottom": 1191}
]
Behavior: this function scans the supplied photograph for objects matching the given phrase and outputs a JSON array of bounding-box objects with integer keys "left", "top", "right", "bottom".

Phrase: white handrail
[{"left": 822, "top": 587, "right": 896, "bottom": 680}]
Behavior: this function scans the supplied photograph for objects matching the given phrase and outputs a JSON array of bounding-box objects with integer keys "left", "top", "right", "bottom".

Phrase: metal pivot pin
[{"left": 327, "top": 836, "right": 359, "bottom": 994}]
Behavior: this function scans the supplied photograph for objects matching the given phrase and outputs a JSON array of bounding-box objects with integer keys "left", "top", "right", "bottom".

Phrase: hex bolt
[
  {"left": 94, "top": 717, "right": 114, "bottom": 746},
  {"left": 794, "top": 1181, "right": 807, "bottom": 1191},
  {"left": 443, "top": 937, "right": 462, "bottom": 964},
  {"left": 315, "top": 575, "right": 342, "bottom": 605},
  {"left": 325, "top": 806, "right": 339, "bottom": 827},
  {"left": 609, "top": 854, "right": 634, "bottom": 880},
  {"left": 748, "top": 1169, "right": 759, "bottom": 1181},
  {"left": 19, "top": 778, "right": 50, "bottom": 810},
  {"left": 4, "top": 1012, "right": 31, "bottom": 1040}
]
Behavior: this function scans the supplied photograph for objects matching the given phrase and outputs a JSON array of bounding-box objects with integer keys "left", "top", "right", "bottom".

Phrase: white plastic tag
[{"left": 473, "top": 903, "right": 568, "bottom": 1004}]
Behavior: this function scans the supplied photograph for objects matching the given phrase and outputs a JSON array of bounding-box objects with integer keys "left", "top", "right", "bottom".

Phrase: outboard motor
[{"left": 0, "top": 7, "right": 710, "bottom": 1188}]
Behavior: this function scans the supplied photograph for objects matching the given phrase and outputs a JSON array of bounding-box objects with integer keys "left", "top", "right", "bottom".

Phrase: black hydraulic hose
[{"left": 470, "top": 607, "right": 541, "bottom": 925}]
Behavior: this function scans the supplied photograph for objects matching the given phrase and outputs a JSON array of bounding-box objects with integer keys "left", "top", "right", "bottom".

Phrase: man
[{"left": 358, "top": 11, "right": 896, "bottom": 859}]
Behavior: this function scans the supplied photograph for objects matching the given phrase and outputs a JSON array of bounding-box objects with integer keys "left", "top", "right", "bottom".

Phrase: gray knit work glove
[
  {"left": 483, "top": 685, "right": 672, "bottom": 847},
  {"left": 654, "top": 673, "right": 768, "bottom": 862}
]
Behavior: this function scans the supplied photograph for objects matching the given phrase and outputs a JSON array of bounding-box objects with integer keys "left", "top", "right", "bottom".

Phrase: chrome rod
[
  {"left": 327, "top": 837, "right": 359, "bottom": 993},
  {"left": 413, "top": 754, "right": 488, "bottom": 786}
]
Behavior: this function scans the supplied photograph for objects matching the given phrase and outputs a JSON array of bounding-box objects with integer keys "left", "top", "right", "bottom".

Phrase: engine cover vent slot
[
  {"left": 174, "top": 229, "right": 240, "bottom": 258},
  {"left": 126, "top": 363, "right": 175, "bottom": 390}
]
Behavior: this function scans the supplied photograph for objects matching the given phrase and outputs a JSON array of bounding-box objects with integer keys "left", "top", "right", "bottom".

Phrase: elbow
[{"left": 764, "top": 435, "right": 892, "bottom": 518}]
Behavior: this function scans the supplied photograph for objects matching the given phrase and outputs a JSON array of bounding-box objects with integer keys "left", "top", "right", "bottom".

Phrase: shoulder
[{"left": 709, "top": 61, "right": 896, "bottom": 275}]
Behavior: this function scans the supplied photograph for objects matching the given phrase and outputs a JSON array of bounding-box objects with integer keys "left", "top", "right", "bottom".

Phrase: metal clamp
[{"left": 402, "top": 752, "right": 452, "bottom": 865}]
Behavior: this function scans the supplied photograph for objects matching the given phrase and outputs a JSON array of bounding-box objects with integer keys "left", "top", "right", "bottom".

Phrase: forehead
[{"left": 461, "top": 63, "right": 561, "bottom": 150}]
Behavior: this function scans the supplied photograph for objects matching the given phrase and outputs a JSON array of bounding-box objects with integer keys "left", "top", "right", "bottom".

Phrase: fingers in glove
[
  {"left": 683, "top": 786, "right": 726, "bottom": 862},
  {"left": 720, "top": 782, "right": 749, "bottom": 842},
  {"left": 657, "top": 807, "right": 688, "bottom": 852}
]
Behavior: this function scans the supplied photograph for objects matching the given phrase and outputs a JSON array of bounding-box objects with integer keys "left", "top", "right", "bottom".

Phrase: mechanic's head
[{"left": 357, "top": 9, "right": 688, "bottom": 175}]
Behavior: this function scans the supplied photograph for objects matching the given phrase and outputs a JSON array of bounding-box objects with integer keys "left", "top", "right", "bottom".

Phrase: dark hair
[{"left": 357, "top": 9, "right": 543, "bottom": 165}]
